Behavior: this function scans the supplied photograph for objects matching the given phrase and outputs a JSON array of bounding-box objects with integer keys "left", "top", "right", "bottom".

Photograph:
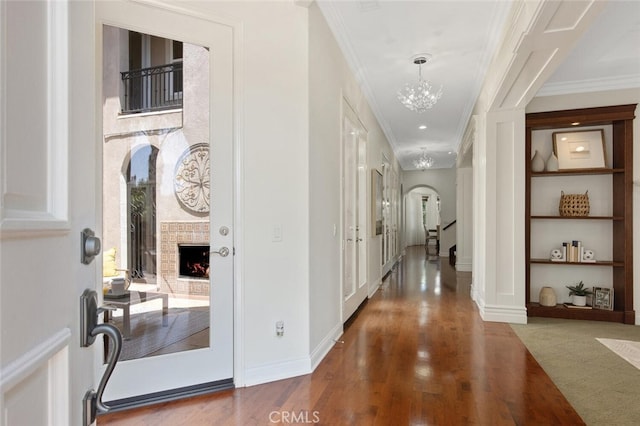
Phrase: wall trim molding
[{"left": 537, "top": 75, "right": 640, "bottom": 97}]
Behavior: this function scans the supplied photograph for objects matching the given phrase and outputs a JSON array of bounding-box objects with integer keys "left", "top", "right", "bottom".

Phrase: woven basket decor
[{"left": 559, "top": 191, "right": 590, "bottom": 217}]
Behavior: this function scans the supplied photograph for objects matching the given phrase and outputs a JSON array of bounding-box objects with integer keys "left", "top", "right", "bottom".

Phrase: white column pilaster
[{"left": 473, "top": 109, "right": 527, "bottom": 324}]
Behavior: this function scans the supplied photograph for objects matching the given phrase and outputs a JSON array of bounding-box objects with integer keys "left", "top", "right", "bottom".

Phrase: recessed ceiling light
[
  {"left": 418, "top": 125, "right": 427, "bottom": 130},
  {"left": 448, "top": 151, "right": 453, "bottom": 155},
  {"left": 571, "top": 122, "right": 581, "bottom": 126}
]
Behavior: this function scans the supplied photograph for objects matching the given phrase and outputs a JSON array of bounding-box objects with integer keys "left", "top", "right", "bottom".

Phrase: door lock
[{"left": 81, "top": 228, "right": 101, "bottom": 265}]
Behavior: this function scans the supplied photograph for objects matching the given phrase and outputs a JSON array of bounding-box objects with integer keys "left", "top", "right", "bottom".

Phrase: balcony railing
[{"left": 121, "top": 62, "right": 183, "bottom": 114}]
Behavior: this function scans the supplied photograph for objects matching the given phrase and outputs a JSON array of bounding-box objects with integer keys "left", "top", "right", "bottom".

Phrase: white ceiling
[{"left": 317, "top": 0, "right": 640, "bottom": 171}]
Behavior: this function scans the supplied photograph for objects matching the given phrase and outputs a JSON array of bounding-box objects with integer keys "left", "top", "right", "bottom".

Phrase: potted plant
[{"left": 566, "top": 281, "right": 592, "bottom": 306}]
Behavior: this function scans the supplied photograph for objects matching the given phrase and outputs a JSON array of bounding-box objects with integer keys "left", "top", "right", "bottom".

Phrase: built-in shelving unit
[{"left": 525, "top": 104, "right": 636, "bottom": 324}]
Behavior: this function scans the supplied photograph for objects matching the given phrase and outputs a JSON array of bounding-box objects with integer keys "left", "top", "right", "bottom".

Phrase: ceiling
[{"left": 317, "top": 1, "right": 640, "bottom": 171}]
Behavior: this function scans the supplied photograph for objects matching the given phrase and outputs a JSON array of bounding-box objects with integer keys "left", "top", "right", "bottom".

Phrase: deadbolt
[{"left": 81, "top": 228, "right": 101, "bottom": 265}]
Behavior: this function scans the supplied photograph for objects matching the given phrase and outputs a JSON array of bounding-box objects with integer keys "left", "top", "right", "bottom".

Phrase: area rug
[
  {"left": 108, "top": 306, "right": 209, "bottom": 361},
  {"left": 511, "top": 317, "right": 640, "bottom": 425},
  {"left": 597, "top": 338, "right": 640, "bottom": 370}
]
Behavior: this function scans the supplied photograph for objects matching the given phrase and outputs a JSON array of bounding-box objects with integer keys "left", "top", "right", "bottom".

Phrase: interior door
[
  {"left": 342, "top": 102, "right": 368, "bottom": 321},
  {"left": 96, "top": 1, "right": 234, "bottom": 403}
]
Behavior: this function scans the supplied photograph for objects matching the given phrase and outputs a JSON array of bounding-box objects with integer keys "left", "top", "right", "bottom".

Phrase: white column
[
  {"left": 473, "top": 109, "right": 527, "bottom": 324},
  {"left": 456, "top": 167, "right": 473, "bottom": 272}
]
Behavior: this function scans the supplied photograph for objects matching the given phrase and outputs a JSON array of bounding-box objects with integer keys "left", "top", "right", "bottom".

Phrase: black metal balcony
[{"left": 121, "top": 62, "right": 183, "bottom": 114}]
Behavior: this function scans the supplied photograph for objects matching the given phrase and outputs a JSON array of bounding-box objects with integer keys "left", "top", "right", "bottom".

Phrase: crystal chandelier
[
  {"left": 397, "top": 55, "right": 443, "bottom": 113},
  {"left": 414, "top": 149, "right": 434, "bottom": 170}
]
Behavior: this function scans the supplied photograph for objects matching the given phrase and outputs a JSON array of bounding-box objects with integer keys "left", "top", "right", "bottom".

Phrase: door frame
[{"left": 94, "top": 0, "right": 246, "bottom": 392}]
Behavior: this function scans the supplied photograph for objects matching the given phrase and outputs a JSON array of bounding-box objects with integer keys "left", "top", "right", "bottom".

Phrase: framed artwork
[
  {"left": 592, "top": 287, "right": 613, "bottom": 310},
  {"left": 553, "top": 129, "right": 606, "bottom": 170},
  {"left": 372, "top": 169, "right": 383, "bottom": 235}
]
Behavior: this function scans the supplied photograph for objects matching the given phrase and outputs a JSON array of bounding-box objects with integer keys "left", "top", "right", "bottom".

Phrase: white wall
[
  {"left": 527, "top": 88, "right": 640, "bottom": 324},
  {"left": 308, "top": 2, "right": 400, "bottom": 359},
  {"left": 192, "top": 1, "right": 311, "bottom": 385}
]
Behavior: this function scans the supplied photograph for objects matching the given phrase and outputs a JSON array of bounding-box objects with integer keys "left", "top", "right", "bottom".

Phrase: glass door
[{"left": 97, "top": 0, "right": 234, "bottom": 402}]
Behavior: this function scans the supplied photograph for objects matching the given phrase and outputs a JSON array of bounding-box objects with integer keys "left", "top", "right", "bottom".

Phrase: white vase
[
  {"left": 539, "top": 287, "right": 557, "bottom": 307},
  {"left": 572, "top": 295, "right": 587, "bottom": 306},
  {"left": 546, "top": 152, "right": 559, "bottom": 172},
  {"left": 531, "top": 150, "right": 545, "bottom": 172}
]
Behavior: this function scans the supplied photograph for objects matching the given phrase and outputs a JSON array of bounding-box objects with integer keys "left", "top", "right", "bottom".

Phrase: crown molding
[{"left": 536, "top": 75, "right": 640, "bottom": 97}]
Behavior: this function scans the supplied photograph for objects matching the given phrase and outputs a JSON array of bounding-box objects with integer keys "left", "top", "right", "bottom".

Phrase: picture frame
[
  {"left": 553, "top": 129, "right": 606, "bottom": 170},
  {"left": 372, "top": 169, "right": 383, "bottom": 235},
  {"left": 592, "top": 287, "right": 613, "bottom": 310}
]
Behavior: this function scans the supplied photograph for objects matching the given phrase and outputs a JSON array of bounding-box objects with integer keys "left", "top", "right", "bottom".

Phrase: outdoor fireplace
[{"left": 178, "top": 245, "right": 210, "bottom": 279}]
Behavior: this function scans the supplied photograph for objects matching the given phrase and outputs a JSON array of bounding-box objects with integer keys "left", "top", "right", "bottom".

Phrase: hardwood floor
[{"left": 99, "top": 247, "right": 584, "bottom": 425}]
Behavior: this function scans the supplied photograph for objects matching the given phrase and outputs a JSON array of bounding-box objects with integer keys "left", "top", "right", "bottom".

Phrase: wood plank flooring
[{"left": 99, "top": 247, "right": 584, "bottom": 425}]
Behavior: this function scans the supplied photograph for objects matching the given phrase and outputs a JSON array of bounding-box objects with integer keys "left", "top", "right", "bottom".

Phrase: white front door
[
  {"left": 0, "top": 1, "right": 234, "bottom": 424},
  {"left": 342, "top": 101, "right": 368, "bottom": 321},
  {"left": 96, "top": 1, "right": 234, "bottom": 402},
  {"left": 1, "top": 1, "right": 98, "bottom": 424}
]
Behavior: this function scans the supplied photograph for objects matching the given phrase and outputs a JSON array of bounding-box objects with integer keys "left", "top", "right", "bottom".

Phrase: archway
[
  {"left": 405, "top": 186, "right": 441, "bottom": 253},
  {"left": 126, "top": 144, "right": 159, "bottom": 280}
]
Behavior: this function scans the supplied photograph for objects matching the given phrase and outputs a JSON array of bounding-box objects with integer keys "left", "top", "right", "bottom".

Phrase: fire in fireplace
[{"left": 178, "top": 245, "right": 210, "bottom": 279}]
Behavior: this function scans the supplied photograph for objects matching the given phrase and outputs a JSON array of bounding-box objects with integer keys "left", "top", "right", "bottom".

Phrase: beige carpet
[{"left": 511, "top": 318, "right": 640, "bottom": 425}]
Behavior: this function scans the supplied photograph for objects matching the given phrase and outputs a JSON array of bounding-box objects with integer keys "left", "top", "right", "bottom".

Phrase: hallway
[{"left": 99, "top": 246, "right": 583, "bottom": 425}]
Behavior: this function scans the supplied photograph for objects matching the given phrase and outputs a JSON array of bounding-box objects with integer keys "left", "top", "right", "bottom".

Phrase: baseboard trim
[
  {"left": 479, "top": 304, "right": 527, "bottom": 324},
  {"left": 244, "top": 356, "right": 311, "bottom": 387},
  {"left": 310, "top": 323, "right": 343, "bottom": 371},
  {"left": 456, "top": 261, "right": 472, "bottom": 272}
]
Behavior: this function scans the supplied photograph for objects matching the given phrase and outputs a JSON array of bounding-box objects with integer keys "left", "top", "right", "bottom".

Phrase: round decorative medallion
[{"left": 174, "top": 143, "right": 210, "bottom": 215}]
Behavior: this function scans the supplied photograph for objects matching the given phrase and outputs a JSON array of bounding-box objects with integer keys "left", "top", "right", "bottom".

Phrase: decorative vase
[
  {"left": 546, "top": 151, "right": 559, "bottom": 172},
  {"left": 531, "top": 150, "right": 545, "bottom": 172},
  {"left": 539, "top": 287, "right": 557, "bottom": 307},
  {"left": 572, "top": 295, "right": 587, "bottom": 307}
]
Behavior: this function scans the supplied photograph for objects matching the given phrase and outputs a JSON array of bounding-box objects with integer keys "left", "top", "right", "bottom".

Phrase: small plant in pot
[{"left": 566, "top": 281, "right": 592, "bottom": 306}]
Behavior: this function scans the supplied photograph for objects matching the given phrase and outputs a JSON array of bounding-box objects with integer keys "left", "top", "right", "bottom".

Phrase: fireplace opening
[{"left": 178, "top": 245, "right": 210, "bottom": 279}]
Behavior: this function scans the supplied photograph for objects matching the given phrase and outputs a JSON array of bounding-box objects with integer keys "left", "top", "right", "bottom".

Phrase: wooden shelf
[
  {"left": 531, "top": 168, "right": 623, "bottom": 176},
  {"left": 530, "top": 215, "right": 622, "bottom": 220},
  {"left": 527, "top": 303, "right": 624, "bottom": 322},
  {"left": 529, "top": 258, "right": 622, "bottom": 266},
  {"left": 525, "top": 105, "right": 636, "bottom": 324}
]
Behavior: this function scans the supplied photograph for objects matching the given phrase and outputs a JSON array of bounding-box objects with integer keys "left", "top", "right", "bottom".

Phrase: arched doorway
[
  {"left": 126, "top": 144, "right": 158, "bottom": 281},
  {"left": 405, "top": 186, "right": 441, "bottom": 253}
]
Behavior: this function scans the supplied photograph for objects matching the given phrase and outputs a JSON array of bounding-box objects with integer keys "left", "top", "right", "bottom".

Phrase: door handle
[
  {"left": 210, "top": 247, "right": 230, "bottom": 257},
  {"left": 80, "top": 289, "right": 122, "bottom": 426}
]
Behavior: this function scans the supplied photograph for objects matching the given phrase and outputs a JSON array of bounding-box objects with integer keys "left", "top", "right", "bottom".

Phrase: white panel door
[
  {"left": 1, "top": 1, "right": 96, "bottom": 424},
  {"left": 342, "top": 102, "right": 368, "bottom": 321}
]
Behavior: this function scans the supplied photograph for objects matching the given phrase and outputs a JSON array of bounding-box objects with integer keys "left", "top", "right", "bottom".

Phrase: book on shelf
[{"left": 563, "top": 303, "right": 592, "bottom": 309}]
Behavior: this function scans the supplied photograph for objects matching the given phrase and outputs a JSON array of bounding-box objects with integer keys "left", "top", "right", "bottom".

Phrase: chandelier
[
  {"left": 414, "top": 149, "right": 434, "bottom": 170},
  {"left": 397, "top": 55, "right": 443, "bottom": 112}
]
